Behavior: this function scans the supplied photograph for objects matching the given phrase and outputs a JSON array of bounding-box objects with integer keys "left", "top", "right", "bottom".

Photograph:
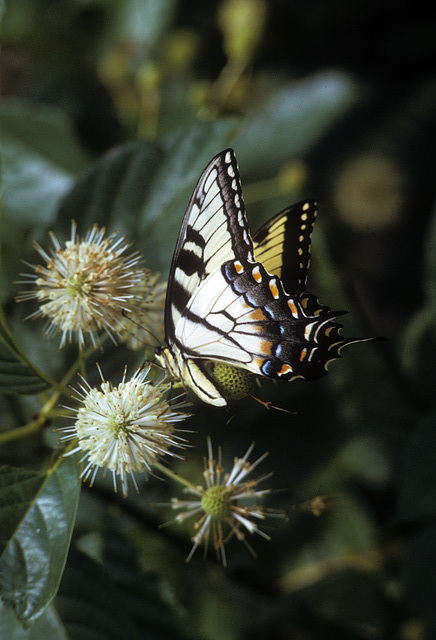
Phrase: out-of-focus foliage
[{"left": 0, "top": 0, "right": 435, "bottom": 639}]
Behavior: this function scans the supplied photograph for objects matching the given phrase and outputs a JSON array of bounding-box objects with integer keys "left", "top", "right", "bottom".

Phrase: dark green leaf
[
  {"left": 400, "top": 200, "right": 436, "bottom": 403},
  {"left": 114, "top": 0, "right": 178, "bottom": 55},
  {"left": 0, "top": 454, "right": 81, "bottom": 626},
  {"left": 0, "top": 99, "right": 89, "bottom": 227},
  {"left": 0, "top": 599, "right": 67, "bottom": 640},
  {"left": 0, "top": 338, "right": 49, "bottom": 395},
  {"left": 56, "top": 545, "right": 140, "bottom": 640},
  {"left": 234, "top": 72, "right": 359, "bottom": 175},
  {"left": 56, "top": 140, "right": 163, "bottom": 236},
  {"left": 102, "top": 515, "right": 194, "bottom": 640},
  {"left": 56, "top": 119, "right": 239, "bottom": 275}
]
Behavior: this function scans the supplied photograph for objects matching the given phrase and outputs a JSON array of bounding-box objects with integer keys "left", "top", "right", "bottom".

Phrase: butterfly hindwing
[
  {"left": 176, "top": 254, "right": 352, "bottom": 384},
  {"left": 252, "top": 200, "right": 317, "bottom": 295}
]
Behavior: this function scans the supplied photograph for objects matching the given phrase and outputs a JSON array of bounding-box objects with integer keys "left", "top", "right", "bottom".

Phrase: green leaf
[
  {"left": 56, "top": 119, "right": 239, "bottom": 275},
  {"left": 114, "top": 0, "right": 177, "bottom": 55},
  {"left": 233, "top": 71, "right": 359, "bottom": 174},
  {"left": 0, "top": 307, "right": 52, "bottom": 395},
  {"left": 400, "top": 200, "right": 436, "bottom": 403},
  {"left": 56, "top": 140, "right": 163, "bottom": 237},
  {"left": 101, "top": 515, "right": 193, "bottom": 640},
  {"left": 0, "top": 99, "right": 91, "bottom": 307},
  {"left": 0, "top": 99, "right": 90, "bottom": 227},
  {"left": 55, "top": 545, "right": 140, "bottom": 640},
  {"left": 0, "top": 600, "right": 67, "bottom": 640},
  {"left": 0, "top": 454, "right": 81, "bottom": 626},
  {"left": 0, "top": 337, "right": 49, "bottom": 395}
]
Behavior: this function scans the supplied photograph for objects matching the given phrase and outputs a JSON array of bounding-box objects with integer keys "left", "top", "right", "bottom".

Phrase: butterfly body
[{"left": 157, "top": 149, "right": 362, "bottom": 407}]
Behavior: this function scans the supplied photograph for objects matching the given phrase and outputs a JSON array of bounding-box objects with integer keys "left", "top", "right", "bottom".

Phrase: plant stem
[
  {"left": 0, "top": 390, "right": 60, "bottom": 446},
  {"left": 154, "top": 461, "right": 199, "bottom": 492}
]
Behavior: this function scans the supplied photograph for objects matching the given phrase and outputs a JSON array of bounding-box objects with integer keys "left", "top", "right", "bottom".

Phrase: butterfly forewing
[{"left": 165, "top": 149, "right": 255, "bottom": 341}]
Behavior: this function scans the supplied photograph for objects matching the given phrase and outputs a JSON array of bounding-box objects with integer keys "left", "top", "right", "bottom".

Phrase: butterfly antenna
[{"left": 121, "top": 308, "right": 163, "bottom": 351}]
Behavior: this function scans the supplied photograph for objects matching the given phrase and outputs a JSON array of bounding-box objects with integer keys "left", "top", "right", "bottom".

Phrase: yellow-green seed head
[
  {"left": 201, "top": 485, "right": 232, "bottom": 520},
  {"left": 210, "top": 362, "right": 256, "bottom": 400}
]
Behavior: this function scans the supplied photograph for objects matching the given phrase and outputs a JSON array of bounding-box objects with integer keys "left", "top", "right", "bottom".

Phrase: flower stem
[
  {"left": 78, "top": 349, "right": 87, "bottom": 378},
  {"left": 0, "top": 390, "right": 60, "bottom": 446},
  {"left": 154, "top": 460, "right": 199, "bottom": 492}
]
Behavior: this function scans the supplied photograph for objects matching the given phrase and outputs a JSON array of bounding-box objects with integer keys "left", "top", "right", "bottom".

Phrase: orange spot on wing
[
  {"left": 299, "top": 348, "right": 308, "bottom": 361},
  {"left": 234, "top": 260, "right": 244, "bottom": 273},
  {"left": 278, "top": 364, "right": 293, "bottom": 376},
  {"left": 254, "top": 357, "right": 264, "bottom": 370},
  {"left": 249, "top": 308, "right": 267, "bottom": 321},
  {"left": 269, "top": 280, "right": 279, "bottom": 299},
  {"left": 260, "top": 340, "right": 273, "bottom": 355},
  {"left": 252, "top": 266, "right": 262, "bottom": 282},
  {"left": 288, "top": 301, "right": 299, "bottom": 317}
]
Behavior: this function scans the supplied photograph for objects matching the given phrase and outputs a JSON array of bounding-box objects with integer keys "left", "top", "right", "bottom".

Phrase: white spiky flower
[
  {"left": 168, "top": 437, "right": 282, "bottom": 566},
  {"left": 60, "top": 365, "right": 190, "bottom": 497},
  {"left": 17, "top": 221, "right": 146, "bottom": 349}
]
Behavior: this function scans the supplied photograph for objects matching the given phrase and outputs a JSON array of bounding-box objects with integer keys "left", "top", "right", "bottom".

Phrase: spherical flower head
[
  {"left": 17, "top": 221, "right": 146, "bottom": 349},
  {"left": 168, "top": 438, "right": 282, "bottom": 566},
  {"left": 60, "top": 365, "right": 190, "bottom": 497}
]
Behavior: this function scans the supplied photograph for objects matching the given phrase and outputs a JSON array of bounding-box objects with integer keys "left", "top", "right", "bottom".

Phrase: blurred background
[{"left": 1, "top": 1, "right": 436, "bottom": 638}]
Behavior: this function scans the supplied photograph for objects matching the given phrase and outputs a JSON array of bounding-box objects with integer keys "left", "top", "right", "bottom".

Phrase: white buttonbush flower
[
  {"left": 60, "top": 365, "right": 190, "bottom": 497},
  {"left": 17, "top": 221, "right": 146, "bottom": 349},
  {"left": 168, "top": 437, "right": 282, "bottom": 566}
]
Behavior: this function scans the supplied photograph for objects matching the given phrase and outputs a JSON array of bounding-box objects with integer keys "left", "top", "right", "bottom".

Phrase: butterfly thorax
[{"left": 155, "top": 346, "right": 181, "bottom": 383}]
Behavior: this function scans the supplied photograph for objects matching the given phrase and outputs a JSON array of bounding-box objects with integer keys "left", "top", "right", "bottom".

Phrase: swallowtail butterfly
[{"left": 156, "top": 149, "right": 363, "bottom": 407}]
